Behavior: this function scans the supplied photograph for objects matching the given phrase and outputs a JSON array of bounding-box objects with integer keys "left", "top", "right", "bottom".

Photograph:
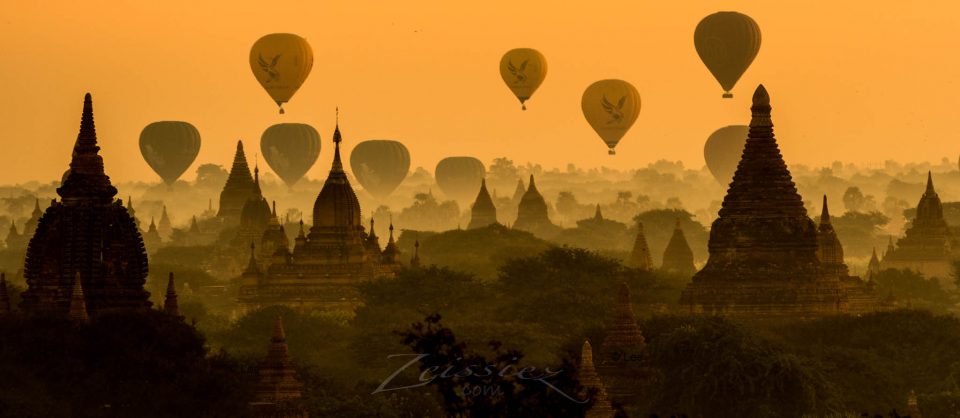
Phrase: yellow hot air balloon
[
  {"left": 581, "top": 80, "right": 640, "bottom": 155},
  {"left": 694, "top": 12, "right": 761, "bottom": 98},
  {"left": 249, "top": 33, "right": 314, "bottom": 114},
  {"left": 499, "top": 48, "right": 547, "bottom": 110}
]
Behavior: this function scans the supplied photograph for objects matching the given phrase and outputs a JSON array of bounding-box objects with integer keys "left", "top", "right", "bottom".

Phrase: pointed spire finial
[
  {"left": 749, "top": 84, "right": 773, "bottom": 128},
  {"left": 164, "top": 272, "right": 180, "bottom": 318},
  {"left": 581, "top": 340, "right": 595, "bottom": 368},
  {"left": 820, "top": 195, "right": 831, "bottom": 223},
  {"left": 594, "top": 204, "right": 603, "bottom": 220},
  {"left": 925, "top": 171, "right": 935, "bottom": 195}
]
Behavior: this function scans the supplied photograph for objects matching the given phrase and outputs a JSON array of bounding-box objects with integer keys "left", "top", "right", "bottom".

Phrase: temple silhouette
[
  {"left": 680, "top": 85, "right": 876, "bottom": 317},
  {"left": 20, "top": 94, "right": 152, "bottom": 316}
]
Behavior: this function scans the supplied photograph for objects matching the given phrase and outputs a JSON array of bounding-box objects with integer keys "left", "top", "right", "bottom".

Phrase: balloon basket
[
  {"left": 608, "top": 149, "right": 616, "bottom": 156},
  {"left": 722, "top": 92, "right": 733, "bottom": 99},
  {"left": 521, "top": 104, "right": 527, "bottom": 111}
]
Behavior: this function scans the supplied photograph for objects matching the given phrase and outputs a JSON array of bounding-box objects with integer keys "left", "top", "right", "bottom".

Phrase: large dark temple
[
  {"left": 680, "top": 85, "right": 874, "bottom": 317},
  {"left": 20, "top": 94, "right": 151, "bottom": 316},
  {"left": 218, "top": 140, "right": 258, "bottom": 225}
]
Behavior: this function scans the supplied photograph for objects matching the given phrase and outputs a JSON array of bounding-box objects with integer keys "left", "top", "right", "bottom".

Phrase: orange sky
[{"left": 1, "top": 1, "right": 958, "bottom": 184}]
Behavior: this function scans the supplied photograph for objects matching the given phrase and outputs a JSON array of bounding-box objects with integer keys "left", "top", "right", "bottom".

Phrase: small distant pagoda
[
  {"left": 680, "top": 85, "right": 874, "bottom": 317},
  {"left": 627, "top": 222, "right": 653, "bottom": 270},
  {"left": 882, "top": 172, "right": 956, "bottom": 280},
  {"left": 512, "top": 175, "right": 560, "bottom": 238},
  {"left": 21, "top": 94, "right": 151, "bottom": 316},
  {"left": 578, "top": 340, "right": 615, "bottom": 418},
  {"left": 250, "top": 315, "right": 307, "bottom": 418},
  {"left": 468, "top": 178, "right": 498, "bottom": 229},
  {"left": 660, "top": 220, "right": 696, "bottom": 276}
]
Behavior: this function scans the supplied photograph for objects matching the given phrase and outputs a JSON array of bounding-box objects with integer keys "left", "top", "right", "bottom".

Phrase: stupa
[
  {"left": 660, "top": 219, "right": 696, "bottom": 276},
  {"left": 512, "top": 175, "right": 560, "bottom": 238},
  {"left": 627, "top": 222, "right": 653, "bottom": 270},
  {"left": 882, "top": 172, "right": 955, "bottom": 280},
  {"left": 467, "top": 178, "right": 498, "bottom": 229}
]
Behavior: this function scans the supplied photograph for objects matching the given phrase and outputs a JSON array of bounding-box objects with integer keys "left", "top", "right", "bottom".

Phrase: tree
[
  {"left": 395, "top": 314, "right": 589, "bottom": 418},
  {"left": 194, "top": 164, "right": 228, "bottom": 189},
  {"left": 843, "top": 186, "right": 867, "bottom": 213}
]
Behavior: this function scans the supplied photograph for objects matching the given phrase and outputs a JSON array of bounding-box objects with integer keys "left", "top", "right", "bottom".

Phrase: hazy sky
[{"left": 1, "top": 1, "right": 958, "bottom": 184}]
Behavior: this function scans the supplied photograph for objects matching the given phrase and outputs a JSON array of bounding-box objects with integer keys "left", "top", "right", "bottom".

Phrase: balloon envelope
[
  {"left": 249, "top": 33, "right": 314, "bottom": 113},
  {"left": 260, "top": 123, "right": 321, "bottom": 187},
  {"left": 499, "top": 48, "right": 547, "bottom": 110},
  {"left": 694, "top": 12, "right": 761, "bottom": 98},
  {"left": 581, "top": 79, "right": 641, "bottom": 155},
  {"left": 139, "top": 121, "right": 201, "bottom": 186},
  {"left": 704, "top": 125, "right": 749, "bottom": 186},
  {"left": 435, "top": 157, "right": 486, "bottom": 202},
  {"left": 349, "top": 140, "right": 410, "bottom": 199}
]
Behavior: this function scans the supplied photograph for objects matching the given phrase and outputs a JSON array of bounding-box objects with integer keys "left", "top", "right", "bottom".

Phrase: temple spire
[
  {"left": 163, "top": 272, "right": 181, "bottom": 318},
  {"left": 925, "top": 171, "right": 935, "bottom": 195},
  {"left": 594, "top": 204, "right": 603, "bottom": 220},
  {"left": 58, "top": 93, "right": 117, "bottom": 203},
  {"left": 245, "top": 242, "right": 260, "bottom": 275},
  {"left": 331, "top": 108, "right": 345, "bottom": 174},
  {"left": 820, "top": 195, "right": 831, "bottom": 224},
  {"left": 411, "top": 239, "right": 421, "bottom": 268},
  {"left": 69, "top": 272, "right": 89, "bottom": 322}
]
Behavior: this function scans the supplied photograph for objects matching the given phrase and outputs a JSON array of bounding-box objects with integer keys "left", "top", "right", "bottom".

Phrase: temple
[
  {"left": 578, "top": 340, "right": 615, "bottom": 418},
  {"left": 598, "top": 283, "right": 647, "bottom": 406},
  {"left": 249, "top": 315, "right": 307, "bottom": 418},
  {"left": 218, "top": 140, "right": 259, "bottom": 225},
  {"left": 660, "top": 220, "right": 696, "bottom": 276},
  {"left": 143, "top": 217, "right": 162, "bottom": 254},
  {"left": 467, "top": 178, "right": 498, "bottom": 229},
  {"left": 627, "top": 222, "right": 653, "bottom": 270},
  {"left": 882, "top": 172, "right": 956, "bottom": 280},
  {"left": 158, "top": 205, "right": 173, "bottom": 240},
  {"left": 238, "top": 118, "right": 402, "bottom": 313},
  {"left": 512, "top": 175, "right": 560, "bottom": 238},
  {"left": 679, "top": 85, "right": 875, "bottom": 317},
  {"left": 20, "top": 94, "right": 151, "bottom": 316}
]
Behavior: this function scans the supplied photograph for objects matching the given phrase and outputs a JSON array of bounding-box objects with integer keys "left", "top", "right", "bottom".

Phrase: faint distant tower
[
  {"left": 866, "top": 247, "right": 881, "bottom": 281},
  {"left": 578, "top": 341, "right": 615, "bottom": 418},
  {"left": 882, "top": 172, "right": 953, "bottom": 279},
  {"left": 660, "top": 219, "right": 696, "bottom": 276},
  {"left": 218, "top": 141, "right": 258, "bottom": 225},
  {"left": 232, "top": 167, "right": 272, "bottom": 251},
  {"left": 627, "top": 222, "right": 653, "bottom": 270},
  {"left": 163, "top": 272, "right": 181, "bottom": 318},
  {"left": 158, "top": 205, "right": 173, "bottom": 240},
  {"left": 4, "top": 221, "right": 23, "bottom": 250},
  {"left": 126, "top": 196, "right": 141, "bottom": 230},
  {"left": 410, "top": 239, "right": 421, "bottom": 268},
  {"left": 815, "top": 196, "right": 849, "bottom": 277},
  {"left": 381, "top": 222, "right": 401, "bottom": 264},
  {"left": 23, "top": 198, "right": 42, "bottom": 236},
  {"left": 143, "top": 217, "right": 163, "bottom": 254},
  {"left": 250, "top": 315, "right": 307, "bottom": 418},
  {"left": 511, "top": 178, "right": 526, "bottom": 204},
  {"left": 259, "top": 202, "right": 290, "bottom": 264},
  {"left": 21, "top": 94, "right": 151, "bottom": 317},
  {"left": 468, "top": 178, "right": 498, "bottom": 229},
  {"left": 513, "top": 175, "right": 559, "bottom": 238}
]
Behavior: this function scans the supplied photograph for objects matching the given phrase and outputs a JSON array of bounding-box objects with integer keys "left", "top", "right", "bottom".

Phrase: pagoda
[
  {"left": 882, "top": 172, "right": 956, "bottom": 280},
  {"left": 158, "top": 205, "right": 173, "bottom": 240},
  {"left": 23, "top": 198, "right": 42, "bottom": 236},
  {"left": 218, "top": 140, "right": 258, "bottom": 225},
  {"left": 232, "top": 167, "right": 272, "bottom": 251},
  {"left": 660, "top": 219, "right": 696, "bottom": 276},
  {"left": 238, "top": 117, "right": 402, "bottom": 313},
  {"left": 679, "top": 85, "right": 870, "bottom": 317},
  {"left": 20, "top": 94, "right": 151, "bottom": 316},
  {"left": 578, "top": 340, "right": 615, "bottom": 418},
  {"left": 250, "top": 316, "right": 307, "bottom": 418},
  {"left": 467, "top": 178, "right": 498, "bottom": 229},
  {"left": 142, "top": 217, "right": 162, "bottom": 254},
  {"left": 627, "top": 222, "right": 653, "bottom": 270},
  {"left": 512, "top": 175, "right": 560, "bottom": 238},
  {"left": 817, "top": 196, "right": 877, "bottom": 312},
  {"left": 598, "top": 283, "right": 648, "bottom": 405}
]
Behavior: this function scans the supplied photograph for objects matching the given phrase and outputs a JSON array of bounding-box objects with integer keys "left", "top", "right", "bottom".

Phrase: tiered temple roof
[
  {"left": 579, "top": 340, "right": 615, "bottom": 418},
  {"left": 680, "top": 85, "right": 867, "bottom": 317},
  {"left": 660, "top": 220, "right": 696, "bottom": 276},
  {"left": 512, "top": 175, "right": 560, "bottom": 237},
  {"left": 21, "top": 94, "right": 151, "bottom": 316},
  {"left": 627, "top": 222, "right": 653, "bottom": 270},
  {"left": 816, "top": 196, "right": 848, "bottom": 277},
  {"left": 251, "top": 315, "right": 307, "bottom": 418},
  {"left": 468, "top": 178, "right": 498, "bottom": 229},
  {"left": 218, "top": 140, "right": 258, "bottom": 224},
  {"left": 883, "top": 172, "right": 955, "bottom": 279},
  {"left": 598, "top": 283, "right": 647, "bottom": 403}
]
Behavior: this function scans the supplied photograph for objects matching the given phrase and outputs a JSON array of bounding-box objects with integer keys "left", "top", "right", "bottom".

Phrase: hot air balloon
[
  {"left": 694, "top": 12, "right": 761, "bottom": 98},
  {"left": 435, "top": 157, "right": 485, "bottom": 202},
  {"left": 581, "top": 80, "right": 640, "bottom": 155},
  {"left": 139, "top": 121, "right": 201, "bottom": 186},
  {"left": 349, "top": 140, "right": 410, "bottom": 199},
  {"left": 260, "top": 123, "right": 321, "bottom": 187},
  {"left": 704, "top": 125, "right": 749, "bottom": 186},
  {"left": 499, "top": 48, "right": 547, "bottom": 110},
  {"left": 249, "top": 33, "right": 314, "bottom": 114}
]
